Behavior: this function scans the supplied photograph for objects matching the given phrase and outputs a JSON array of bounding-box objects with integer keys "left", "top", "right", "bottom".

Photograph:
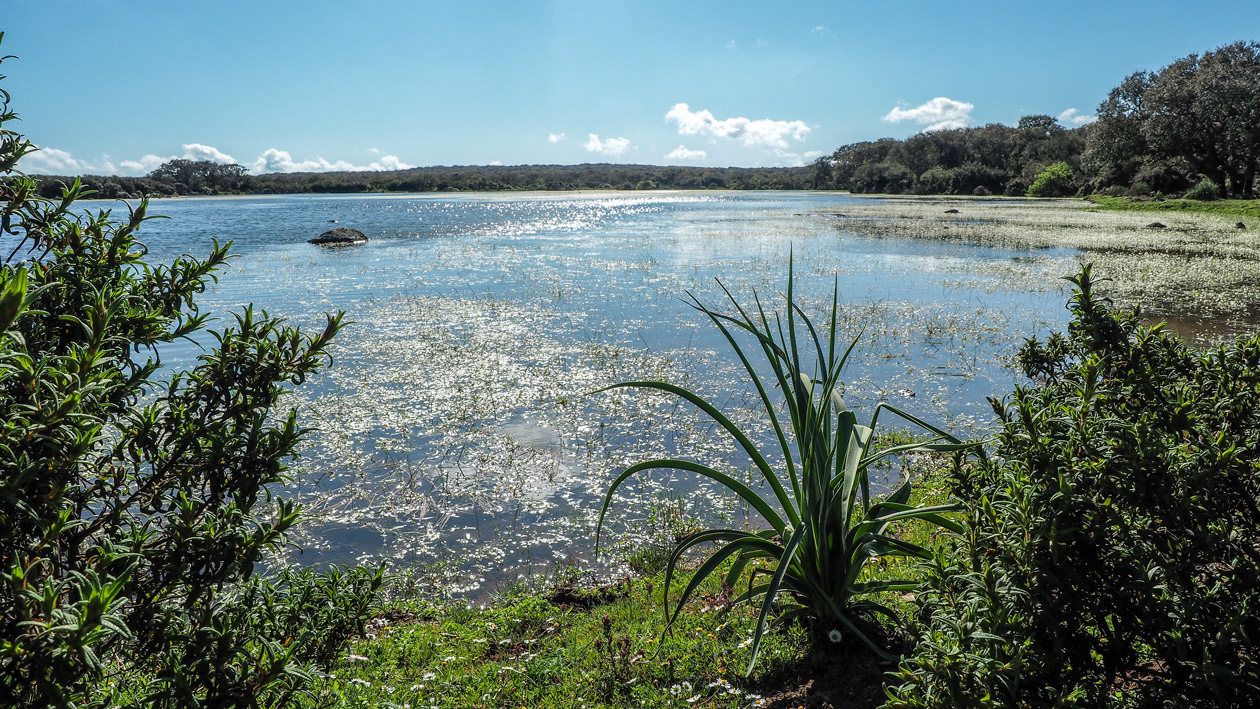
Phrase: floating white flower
[{"left": 828, "top": 628, "right": 843, "bottom": 643}]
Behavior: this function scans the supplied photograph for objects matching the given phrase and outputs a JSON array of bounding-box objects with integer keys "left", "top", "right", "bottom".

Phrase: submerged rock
[
  {"left": 1146, "top": 221, "right": 1167, "bottom": 229},
  {"left": 1236, "top": 222, "right": 1247, "bottom": 230},
  {"left": 944, "top": 208, "right": 960, "bottom": 214},
  {"left": 310, "top": 227, "right": 367, "bottom": 246}
]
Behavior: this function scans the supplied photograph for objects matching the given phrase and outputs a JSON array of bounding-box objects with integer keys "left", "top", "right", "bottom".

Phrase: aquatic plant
[{"left": 596, "top": 262, "right": 977, "bottom": 672}]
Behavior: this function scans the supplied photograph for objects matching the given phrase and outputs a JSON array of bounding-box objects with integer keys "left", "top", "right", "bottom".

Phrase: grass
[
  {"left": 1086, "top": 194, "right": 1260, "bottom": 219},
  {"left": 299, "top": 436, "right": 956, "bottom": 709}
]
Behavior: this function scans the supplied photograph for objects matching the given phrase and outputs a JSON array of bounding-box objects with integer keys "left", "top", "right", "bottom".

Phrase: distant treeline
[
  {"left": 814, "top": 41, "right": 1260, "bottom": 199},
  {"left": 809, "top": 116, "right": 1088, "bottom": 197},
  {"left": 26, "top": 162, "right": 813, "bottom": 200},
  {"left": 24, "top": 43, "right": 1259, "bottom": 202}
]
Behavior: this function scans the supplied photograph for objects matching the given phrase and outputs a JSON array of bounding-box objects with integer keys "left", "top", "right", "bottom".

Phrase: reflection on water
[{"left": 112, "top": 191, "right": 1083, "bottom": 593}]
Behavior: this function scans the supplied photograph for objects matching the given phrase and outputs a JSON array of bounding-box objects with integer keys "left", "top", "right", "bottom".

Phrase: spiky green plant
[{"left": 596, "top": 263, "right": 978, "bottom": 673}]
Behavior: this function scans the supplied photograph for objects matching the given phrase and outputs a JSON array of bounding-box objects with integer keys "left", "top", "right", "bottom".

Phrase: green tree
[
  {"left": 1026, "top": 161, "right": 1075, "bottom": 197},
  {"left": 148, "top": 158, "right": 251, "bottom": 194},
  {"left": 1087, "top": 41, "right": 1260, "bottom": 197},
  {"left": 0, "top": 38, "right": 381, "bottom": 708}
]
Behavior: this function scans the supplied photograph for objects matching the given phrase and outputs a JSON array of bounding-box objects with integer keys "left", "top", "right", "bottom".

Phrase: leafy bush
[
  {"left": 884, "top": 266, "right": 1260, "bottom": 707},
  {"left": 596, "top": 264, "right": 975, "bottom": 673},
  {"left": 1184, "top": 177, "right": 1221, "bottom": 201},
  {"left": 0, "top": 41, "right": 382, "bottom": 708},
  {"left": 915, "top": 166, "right": 955, "bottom": 195},
  {"left": 1025, "top": 161, "right": 1076, "bottom": 197}
]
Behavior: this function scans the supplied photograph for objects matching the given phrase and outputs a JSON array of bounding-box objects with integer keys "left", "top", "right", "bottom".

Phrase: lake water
[{"left": 131, "top": 191, "right": 1075, "bottom": 593}]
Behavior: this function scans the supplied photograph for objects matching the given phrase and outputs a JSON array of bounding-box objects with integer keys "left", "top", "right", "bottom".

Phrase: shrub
[
  {"left": 915, "top": 166, "right": 955, "bottom": 195},
  {"left": 0, "top": 40, "right": 382, "bottom": 708},
  {"left": 1025, "top": 161, "right": 1075, "bottom": 197},
  {"left": 596, "top": 263, "right": 976, "bottom": 673},
  {"left": 972, "top": 185, "right": 991, "bottom": 196},
  {"left": 1183, "top": 177, "right": 1221, "bottom": 201},
  {"left": 884, "top": 266, "right": 1260, "bottom": 707}
]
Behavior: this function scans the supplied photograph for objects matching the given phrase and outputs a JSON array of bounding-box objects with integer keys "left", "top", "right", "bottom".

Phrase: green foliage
[
  {"left": 1087, "top": 41, "right": 1260, "bottom": 198},
  {"left": 1183, "top": 177, "right": 1221, "bottom": 201},
  {"left": 1025, "top": 161, "right": 1076, "bottom": 197},
  {"left": 884, "top": 265, "right": 1260, "bottom": 707},
  {"left": 1086, "top": 194, "right": 1260, "bottom": 219},
  {"left": 817, "top": 120, "right": 1087, "bottom": 195},
  {"left": 300, "top": 573, "right": 807, "bottom": 708},
  {"left": 0, "top": 41, "right": 383, "bottom": 707},
  {"left": 596, "top": 263, "right": 975, "bottom": 674},
  {"left": 147, "top": 158, "right": 250, "bottom": 194}
]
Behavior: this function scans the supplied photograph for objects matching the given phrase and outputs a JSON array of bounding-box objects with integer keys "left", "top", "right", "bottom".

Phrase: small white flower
[
  {"left": 347, "top": 654, "right": 368, "bottom": 662},
  {"left": 348, "top": 678, "right": 371, "bottom": 687},
  {"left": 828, "top": 628, "right": 843, "bottom": 643}
]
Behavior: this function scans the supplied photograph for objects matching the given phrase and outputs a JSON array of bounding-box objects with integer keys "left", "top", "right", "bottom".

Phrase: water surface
[{"left": 131, "top": 191, "right": 1074, "bottom": 591}]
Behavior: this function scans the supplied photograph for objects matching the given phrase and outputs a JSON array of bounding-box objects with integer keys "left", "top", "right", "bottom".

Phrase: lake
[{"left": 134, "top": 191, "right": 1076, "bottom": 593}]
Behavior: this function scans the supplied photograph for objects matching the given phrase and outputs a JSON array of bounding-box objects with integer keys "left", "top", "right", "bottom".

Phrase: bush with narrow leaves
[
  {"left": 0, "top": 37, "right": 382, "bottom": 708},
  {"left": 884, "top": 265, "right": 1260, "bottom": 707}
]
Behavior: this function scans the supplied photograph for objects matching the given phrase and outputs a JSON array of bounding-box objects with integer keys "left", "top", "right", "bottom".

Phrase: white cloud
[
  {"left": 119, "top": 154, "right": 173, "bottom": 174},
  {"left": 548, "top": 132, "right": 566, "bottom": 143},
  {"left": 883, "top": 97, "right": 974, "bottom": 132},
  {"left": 488, "top": 160, "right": 503, "bottom": 166},
  {"left": 665, "top": 145, "right": 707, "bottom": 160},
  {"left": 181, "top": 143, "right": 236, "bottom": 163},
  {"left": 725, "top": 39, "right": 736, "bottom": 49},
  {"left": 1058, "top": 108, "right": 1097, "bottom": 127},
  {"left": 811, "top": 26, "right": 835, "bottom": 39},
  {"left": 582, "top": 134, "right": 631, "bottom": 157},
  {"left": 250, "top": 148, "right": 414, "bottom": 174},
  {"left": 20, "top": 147, "right": 93, "bottom": 174},
  {"left": 19, "top": 143, "right": 409, "bottom": 177},
  {"left": 665, "top": 103, "right": 810, "bottom": 150}
]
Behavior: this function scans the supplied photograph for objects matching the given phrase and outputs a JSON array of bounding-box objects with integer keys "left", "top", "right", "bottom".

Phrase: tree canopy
[{"left": 1085, "top": 41, "right": 1260, "bottom": 197}]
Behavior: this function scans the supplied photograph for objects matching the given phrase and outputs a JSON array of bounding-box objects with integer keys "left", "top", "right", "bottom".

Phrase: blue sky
[{"left": 5, "top": 1, "right": 1258, "bottom": 175}]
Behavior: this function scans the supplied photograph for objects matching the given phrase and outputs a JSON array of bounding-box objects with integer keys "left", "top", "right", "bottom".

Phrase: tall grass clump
[{"left": 596, "top": 263, "right": 977, "bottom": 673}]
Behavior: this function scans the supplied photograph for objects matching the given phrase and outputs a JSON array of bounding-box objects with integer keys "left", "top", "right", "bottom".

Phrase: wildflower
[
  {"left": 348, "top": 678, "right": 371, "bottom": 687},
  {"left": 828, "top": 629, "right": 843, "bottom": 644},
  {"left": 347, "top": 654, "right": 369, "bottom": 662}
]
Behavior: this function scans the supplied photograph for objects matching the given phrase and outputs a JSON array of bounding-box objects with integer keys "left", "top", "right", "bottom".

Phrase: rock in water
[
  {"left": 1236, "top": 222, "right": 1247, "bottom": 230},
  {"left": 944, "top": 208, "right": 960, "bottom": 214},
  {"left": 310, "top": 227, "right": 367, "bottom": 246},
  {"left": 1146, "top": 221, "right": 1166, "bottom": 229}
]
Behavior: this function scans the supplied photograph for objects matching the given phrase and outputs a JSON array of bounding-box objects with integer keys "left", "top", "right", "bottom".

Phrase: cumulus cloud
[
  {"left": 19, "top": 142, "right": 409, "bottom": 177},
  {"left": 20, "top": 147, "right": 94, "bottom": 174},
  {"left": 1058, "top": 108, "right": 1097, "bottom": 127},
  {"left": 665, "top": 145, "right": 707, "bottom": 160},
  {"left": 118, "top": 154, "right": 172, "bottom": 174},
  {"left": 250, "top": 148, "right": 414, "bottom": 174},
  {"left": 181, "top": 143, "right": 236, "bottom": 163},
  {"left": 548, "top": 132, "right": 566, "bottom": 143},
  {"left": 665, "top": 103, "right": 810, "bottom": 150},
  {"left": 883, "top": 97, "right": 974, "bottom": 132},
  {"left": 582, "top": 134, "right": 632, "bottom": 157}
]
